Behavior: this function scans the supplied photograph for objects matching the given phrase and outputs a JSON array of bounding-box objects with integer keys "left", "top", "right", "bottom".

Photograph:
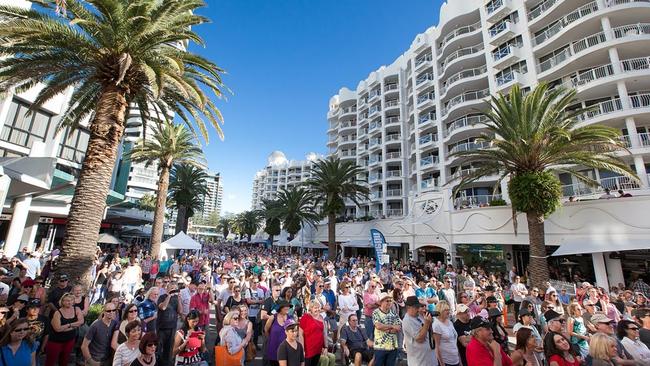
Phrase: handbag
[
  {"left": 245, "top": 341, "right": 257, "bottom": 362},
  {"left": 215, "top": 345, "right": 243, "bottom": 366}
]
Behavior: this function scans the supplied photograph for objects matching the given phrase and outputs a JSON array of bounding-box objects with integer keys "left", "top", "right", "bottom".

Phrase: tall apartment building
[
  {"left": 328, "top": 0, "right": 650, "bottom": 219},
  {"left": 201, "top": 172, "right": 223, "bottom": 219},
  {"left": 251, "top": 151, "right": 320, "bottom": 210}
]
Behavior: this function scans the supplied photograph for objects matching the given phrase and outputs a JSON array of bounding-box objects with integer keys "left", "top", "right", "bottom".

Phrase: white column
[
  {"left": 592, "top": 252, "right": 610, "bottom": 290},
  {"left": 500, "top": 177, "right": 510, "bottom": 203},
  {"left": 4, "top": 195, "right": 32, "bottom": 257},
  {"left": 0, "top": 175, "right": 10, "bottom": 215},
  {"left": 20, "top": 213, "right": 40, "bottom": 251},
  {"left": 634, "top": 156, "right": 649, "bottom": 187},
  {"left": 604, "top": 254, "right": 625, "bottom": 289}
]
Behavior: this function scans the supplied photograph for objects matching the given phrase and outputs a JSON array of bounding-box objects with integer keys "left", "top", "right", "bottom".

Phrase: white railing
[
  {"left": 621, "top": 135, "right": 631, "bottom": 148},
  {"left": 442, "top": 89, "right": 489, "bottom": 116},
  {"left": 612, "top": 23, "right": 650, "bottom": 39},
  {"left": 340, "top": 121, "right": 356, "bottom": 129},
  {"left": 368, "top": 121, "right": 382, "bottom": 132},
  {"left": 496, "top": 70, "right": 520, "bottom": 86},
  {"left": 385, "top": 100, "right": 400, "bottom": 108},
  {"left": 420, "top": 155, "right": 439, "bottom": 167},
  {"left": 446, "top": 115, "right": 489, "bottom": 135},
  {"left": 532, "top": 1, "right": 598, "bottom": 46},
  {"left": 578, "top": 98, "right": 623, "bottom": 121},
  {"left": 630, "top": 93, "right": 650, "bottom": 109},
  {"left": 486, "top": 0, "right": 504, "bottom": 14},
  {"left": 386, "top": 170, "right": 402, "bottom": 178},
  {"left": 384, "top": 83, "right": 399, "bottom": 92},
  {"left": 386, "top": 209, "right": 404, "bottom": 217},
  {"left": 493, "top": 44, "right": 520, "bottom": 62},
  {"left": 417, "top": 92, "right": 435, "bottom": 104},
  {"left": 450, "top": 168, "right": 479, "bottom": 180},
  {"left": 564, "top": 64, "right": 614, "bottom": 89},
  {"left": 606, "top": 0, "right": 650, "bottom": 6},
  {"left": 620, "top": 56, "right": 650, "bottom": 72},
  {"left": 386, "top": 151, "right": 401, "bottom": 159},
  {"left": 449, "top": 140, "right": 491, "bottom": 154},
  {"left": 528, "top": 0, "right": 558, "bottom": 21},
  {"left": 455, "top": 194, "right": 503, "bottom": 209},
  {"left": 368, "top": 105, "right": 381, "bottom": 115},
  {"left": 415, "top": 54, "right": 433, "bottom": 67},
  {"left": 421, "top": 178, "right": 438, "bottom": 190},
  {"left": 440, "top": 66, "right": 487, "bottom": 96},
  {"left": 419, "top": 111, "right": 436, "bottom": 124},
  {"left": 440, "top": 44, "right": 484, "bottom": 72},
  {"left": 342, "top": 106, "right": 357, "bottom": 114},
  {"left": 386, "top": 189, "right": 402, "bottom": 197},
  {"left": 489, "top": 20, "right": 511, "bottom": 38},
  {"left": 439, "top": 21, "right": 481, "bottom": 50},
  {"left": 369, "top": 138, "right": 382, "bottom": 147},
  {"left": 368, "top": 89, "right": 381, "bottom": 99},
  {"left": 340, "top": 150, "right": 356, "bottom": 157},
  {"left": 561, "top": 175, "right": 641, "bottom": 197},
  {"left": 419, "top": 133, "right": 438, "bottom": 145},
  {"left": 385, "top": 133, "right": 401, "bottom": 141},
  {"left": 416, "top": 73, "right": 435, "bottom": 85},
  {"left": 639, "top": 132, "right": 650, "bottom": 147}
]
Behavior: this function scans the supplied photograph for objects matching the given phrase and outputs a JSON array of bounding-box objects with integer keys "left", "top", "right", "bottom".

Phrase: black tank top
[{"left": 50, "top": 309, "right": 78, "bottom": 342}]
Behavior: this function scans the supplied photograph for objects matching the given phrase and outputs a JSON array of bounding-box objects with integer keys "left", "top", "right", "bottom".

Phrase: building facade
[
  {"left": 201, "top": 172, "right": 223, "bottom": 220},
  {"left": 323, "top": 0, "right": 650, "bottom": 288}
]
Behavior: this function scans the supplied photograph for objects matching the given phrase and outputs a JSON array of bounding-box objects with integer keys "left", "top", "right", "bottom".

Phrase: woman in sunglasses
[
  {"left": 0, "top": 318, "right": 36, "bottom": 366},
  {"left": 174, "top": 310, "right": 207, "bottom": 366},
  {"left": 112, "top": 303, "right": 140, "bottom": 350},
  {"left": 131, "top": 332, "right": 158, "bottom": 366}
]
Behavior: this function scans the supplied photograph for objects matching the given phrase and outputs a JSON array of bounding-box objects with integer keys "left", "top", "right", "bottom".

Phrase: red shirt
[
  {"left": 466, "top": 337, "right": 513, "bottom": 366},
  {"left": 189, "top": 292, "right": 210, "bottom": 327},
  {"left": 299, "top": 313, "right": 325, "bottom": 358},
  {"left": 549, "top": 354, "right": 580, "bottom": 366}
]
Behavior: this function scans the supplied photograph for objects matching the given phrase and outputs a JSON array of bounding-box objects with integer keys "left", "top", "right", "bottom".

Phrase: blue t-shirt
[
  {"left": 415, "top": 287, "right": 437, "bottom": 313},
  {"left": 0, "top": 341, "right": 36, "bottom": 365}
]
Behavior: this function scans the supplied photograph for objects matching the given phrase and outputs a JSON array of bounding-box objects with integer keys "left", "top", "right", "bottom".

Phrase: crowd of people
[{"left": 0, "top": 242, "right": 649, "bottom": 366}]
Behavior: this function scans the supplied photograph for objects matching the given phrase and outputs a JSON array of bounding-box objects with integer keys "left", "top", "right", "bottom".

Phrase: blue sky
[{"left": 191, "top": 0, "right": 443, "bottom": 214}]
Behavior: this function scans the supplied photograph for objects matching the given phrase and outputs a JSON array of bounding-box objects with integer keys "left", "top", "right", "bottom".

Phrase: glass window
[
  {"left": 0, "top": 99, "right": 53, "bottom": 149},
  {"left": 57, "top": 126, "right": 90, "bottom": 164}
]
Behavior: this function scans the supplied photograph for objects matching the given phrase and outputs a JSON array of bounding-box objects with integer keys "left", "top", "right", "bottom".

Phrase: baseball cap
[
  {"left": 590, "top": 313, "right": 614, "bottom": 325},
  {"left": 17, "top": 294, "right": 29, "bottom": 302},
  {"left": 488, "top": 307, "right": 502, "bottom": 319},
  {"left": 21, "top": 279, "right": 35, "bottom": 287},
  {"left": 27, "top": 299, "right": 41, "bottom": 308},
  {"left": 284, "top": 319, "right": 299, "bottom": 331},
  {"left": 59, "top": 274, "right": 69, "bottom": 281},
  {"left": 470, "top": 317, "right": 491, "bottom": 330},
  {"left": 457, "top": 304, "right": 470, "bottom": 313},
  {"left": 544, "top": 309, "right": 563, "bottom": 322}
]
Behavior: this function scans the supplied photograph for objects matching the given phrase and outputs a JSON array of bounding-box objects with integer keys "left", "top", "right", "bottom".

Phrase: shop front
[{"left": 456, "top": 244, "right": 507, "bottom": 274}]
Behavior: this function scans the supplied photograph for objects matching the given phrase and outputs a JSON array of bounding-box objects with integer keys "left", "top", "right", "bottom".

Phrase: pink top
[{"left": 363, "top": 292, "right": 378, "bottom": 316}]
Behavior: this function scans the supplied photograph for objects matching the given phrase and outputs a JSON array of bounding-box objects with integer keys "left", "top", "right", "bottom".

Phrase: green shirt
[{"left": 372, "top": 308, "right": 401, "bottom": 350}]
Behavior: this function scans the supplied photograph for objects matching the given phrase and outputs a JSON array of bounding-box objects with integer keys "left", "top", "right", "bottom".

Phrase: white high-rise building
[
  {"left": 201, "top": 172, "right": 223, "bottom": 219},
  {"left": 328, "top": 0, "right": 650, "bottom": 219},
  {"left": 251, "top": 151, "right": 321, "bottom": 210}
]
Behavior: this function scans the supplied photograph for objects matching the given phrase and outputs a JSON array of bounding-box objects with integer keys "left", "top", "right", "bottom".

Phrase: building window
[
  {"left": 0, "top": 98, "right": 53, "bottom": 149},
  {"left": 58, "top": 126, "right": 90, "bottom": 164}
]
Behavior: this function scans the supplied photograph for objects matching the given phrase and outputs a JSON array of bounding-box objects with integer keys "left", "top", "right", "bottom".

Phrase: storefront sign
[
  {"left": 0, "top": 214, "right": 12, "bottom": 221},
  {"left": 39, "top": 217, "right": 54, "bottom": 224}
]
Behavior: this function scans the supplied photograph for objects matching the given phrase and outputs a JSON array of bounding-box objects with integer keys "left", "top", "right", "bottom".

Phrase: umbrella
[{"left": 97, "top": 233, "right": 124, "bottom": 245}]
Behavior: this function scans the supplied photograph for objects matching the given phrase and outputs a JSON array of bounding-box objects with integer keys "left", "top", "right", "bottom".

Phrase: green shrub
[
  {"left": 508, "top": 171, "right": 562, "bottom": 217},
  {"left": 86, "top": 303, "right": 104, "bottom": 325},
  {"left": 489, "top": 198, "right": 507, "bottom": 206}
]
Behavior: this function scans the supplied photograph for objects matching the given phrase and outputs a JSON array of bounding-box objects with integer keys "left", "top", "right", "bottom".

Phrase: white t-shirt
[
  {"left": 511, "top": 283, "right": 528, "bottom": 302},
  {"left": 22, "top": 258, "right": 41, "bottom": 279},
  {"left": 338, "top": 293, "right": 359, "bottom": 323},
  {"left": 432, "top": 318, "right": 460, "bottom": 365}
]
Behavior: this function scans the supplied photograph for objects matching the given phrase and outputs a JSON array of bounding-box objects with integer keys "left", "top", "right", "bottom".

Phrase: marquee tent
[{"left": 159, "top": 231, "right": 202, "bottom": 258}]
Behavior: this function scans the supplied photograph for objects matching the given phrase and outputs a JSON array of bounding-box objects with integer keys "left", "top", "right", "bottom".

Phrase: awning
[
  {"left": 161, "top": 231, "right": 202, "bottom": 250},
  {"left": 97, "top": 233, "right": 124, "bottom": 245},
  {"left": 341, "top": 240, "right": 403, "bottom": 248},
  {"left": 551, "top": 237, "right": 650, "bottom": 256}
]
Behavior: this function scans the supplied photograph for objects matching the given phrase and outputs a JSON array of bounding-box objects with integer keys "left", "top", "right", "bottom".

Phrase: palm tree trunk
[
  {"left": 327, "top": 212, "right": 336, "bottom": 261},
  {"left": 176, "top": 205, "right": 187, "bottom": 234},
  {"left": 56, "top": 85, "right": 128, "bottom": 290},
  {"left": 526, "top": 210, "right": 550, "bottom": 289},
  {"left": 151, "top": 165, "right": 170, "bottom": 259}
]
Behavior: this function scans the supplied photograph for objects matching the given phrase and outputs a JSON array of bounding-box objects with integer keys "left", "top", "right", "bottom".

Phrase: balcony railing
[
  {"left": 368, "top": 157, "right": 382, "bottom": 165},
  {"left": 450, "top": 168, "right": 479, "bottom": 180},
  {"left": 368, "top": 89, "right": 381, "bottom": 100},
  {"left": 417, "top": 92, "right": 436, "bottom": 104},
  {"left": 419, "top": 111, "right": 436, "bottom": 124},
  {"left": 386, "top": 170, "right": 402, "bottom": 178},
  {"left": 489, "top": 20, "right": 511, "bottom": 38},
  {"left": 420, "top": 155, "right": 439, "bottom": 167},
  {"left": 446, "top": 115, "right": 488, "bottom": 135},
  {"left": 369, "top": 174, "right": 382, "bottom": 183},
  {"left": 442, "top": 89, "right": 489, "bottom": 116},
  {"left": 493, "top": 44, "right": 521, "bottom": 62},
  {"left": 486, "top": 0, "right": 504, "bottom": 14},
  {"left": 455, "top": 194, "right": 503, "bottom": 209},
  {"left": 385, "top": 99, "right": 400, "bottom": 108},
  {"left": 368, "top": 121, "right": 382, "bottom": 132},
  {"left": 384, "top": 83, "right": 399, "bottom": 92},
  {"left": 370, "top": 192, "right": 383, "bottom": 199},
  {"left": 415, "top": 54, "right": 433, "bottom": 67},
  {"left": 638, "top": 132, "right": 650, "bottom": 147},
  {"left": 440, "top": 44, "right": 484, "bottom": 72},
  {"left": 439, "top": 22, "right": 481, "bottom": 50},
  {"left": 369, "top": 105, "right": 381, "bottom": 115},
  {"left": 496, "top": 70, "right": 520, "bottom": 86},
  {"left": 386, "top": 151, "right": 402, "bottom": 159},
  {"left": 578, "top": 98, "right": 623, "bottom": 121},
  {"left": 449, "top": 141, "right": 491, "bottom": 154},
  {"left": 528, "top": 0, "right": 558, "bottom": 21},
  {"left": 416, "top": 73, "right": 435, "bottom": 85},
  {"left": 386, "top": 189, "right": 402, "bottom": 197},
  {"left": 561, "top": 175, "right": 641, "bottom": 197},
  {"left": 630, "top": 93, "right": 650, "bottom": 109},
  {"left": 560, "top": 64, "right": 614, "bottom": 89},
  {"left": 369, "top": 138, "right": 382, "bottom": 147},
  {"left": 440, "top": 66, "right": 487, "bottom": 96},
  {"left": 385, "top": 134, "right": 401, "bottom": 142},
  {"left": 386, "top": 209, "right": 404, "bottom": 217},
  {"left": 531, "top": 1, "right": 598, "bottom": 47},
  {"left": 621, "top": 56, "right": 650, "bottom": 72},
  {"left": 419, "top": 133, "right": 438, "bottom": 145},
  {"left": 342, "top": 106, "right": 357, "bottom": 114},
  {"left": 340, "top": 121, "right": 357, "bottom": 129},
  {"left": 421, "top": 178, "right": 438, "bottom": 190}
]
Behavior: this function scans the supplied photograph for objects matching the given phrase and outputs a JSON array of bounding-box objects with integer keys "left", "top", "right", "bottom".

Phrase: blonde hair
[
  {"left": 59, "top": 293, "right": 74, "bottom": 307},
  {"left": 309, "top": 300, "right": 322, "bottom": 311},
  {"left": 567, "top": 302, "right": 582, "bottom": 317},
  {"left": 589, "top": 333, "right": 616, "bottom": 361},
  {"left": 222, "top": 310, "right": 239, "bottom": 326},
  {"left": 436, "top": 300, "right": 451, "bottom": 314}
]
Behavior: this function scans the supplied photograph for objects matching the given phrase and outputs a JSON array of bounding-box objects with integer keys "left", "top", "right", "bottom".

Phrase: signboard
[
  {"left": 370, "top": 228, "right": 387, "bottom": 272},
  {"left": 39, "top": 217, "right": 54, "bottom": 224},
  {"left": 0, "top": 214, "right": 12, "bottom": 221}
]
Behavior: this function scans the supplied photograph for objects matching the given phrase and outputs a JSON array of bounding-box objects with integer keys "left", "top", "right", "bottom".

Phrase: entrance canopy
[
  {"left": 97, "top": 233, "right": 123, "bottom": 245},
  {"left": 551, "top": 237, "right": 649, "bottom": 256},
  {"left": 160, "top": 231, "right": 201, "bottom": 258}
]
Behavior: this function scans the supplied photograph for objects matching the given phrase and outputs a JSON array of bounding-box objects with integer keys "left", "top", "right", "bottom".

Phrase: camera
[{"left": 428, "top": 310, "right": 440, "bottom": 317}]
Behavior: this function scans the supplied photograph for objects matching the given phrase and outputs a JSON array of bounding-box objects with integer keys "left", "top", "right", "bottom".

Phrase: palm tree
[
  {"left": 305, "top": 157, "right": 369, "bottom": 260},
  {"left": 137, "top": 193, "right": 157, "bottom": 212},
  {"left": 234, "top": 211, "right": 262, "bottom": 242},
  {"left": 126, "top": 121, "right": 204, "bottom": 258},
  {"left": 273, "top": 187, "right": 320, "bottom": 241},
  {"left": 168, "top": 164, "right": 208, "bottom": 234},
  {"left": 450, "top": 84, "right": 636, "bottom": 288},
  {"left": 261, "top": 199, "right": 281, "bottom": 243},
  {"left": 0, "top": 0, "right": 226, "bottom": 286},
  {"left": 216, "top": 217, "right": 231, "bottom": 240}
]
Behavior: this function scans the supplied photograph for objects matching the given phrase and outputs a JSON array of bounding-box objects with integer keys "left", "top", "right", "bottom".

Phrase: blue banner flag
[{"left": 370, "top": 228, "right": 386, "bottom": 272}]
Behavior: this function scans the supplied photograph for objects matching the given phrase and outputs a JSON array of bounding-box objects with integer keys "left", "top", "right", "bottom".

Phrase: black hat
[
  {"left": 404, "top": 296, "right": 424, "bottom": 308},
  {"left": 277, "top": 300, "right": 292, "bottom": 310},
  {"left": 470, "top": 316, "right": 491, "bottom": 330},
  {"left": 485, "top": 285, "right": 495, "bottom": 292},
  {"left": 518, "top": 308, "right": 531, "bottom": 319},
  {"left": 544, "top": 309, "right": 563, "bottom": 322},
  {"left": 27, "top": 299, "right": 41, "bottom": 308},
  {"left": 488, "top": 307, "right": 502, "bottom": 319},
  {"left": 486, "top": 296, "right": 498, "bottom": 303}
]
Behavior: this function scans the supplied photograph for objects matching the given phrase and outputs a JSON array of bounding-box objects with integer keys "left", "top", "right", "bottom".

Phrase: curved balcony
[
  {"left": 449, "top": 141, "right": 491, "bottom": 155},
  {"left": 341, "top": 106, "right": 357, "bottom": 116},
  {"left": 439, "top": 66, "right": 487, "bottom": 99},
  {"left": 384, "top": 99, "right": 400, "bottom": 111},
  {"left": 339, "top": 121, "right": 357, "bottom": 131},
  {"left": 531, "top": 1, "right": 599, "bottom": 48},
  {"left": 537, "top": 23, "right": 650, "bottom": 77},
  {"left": 578, "top": 97, "right": 623, "bottom": 122},
  {"left": 386, "top": 170, "right": 403, "bottom": 179},
  {"left": 441, "top": 89, "right": 489, "bottom": 117},
  {"left": 385, "top": 133, "right": 402, "bottom": 143},
  {"left": 445, "top": 115, "right": 489, "bottom": 140},
  {"left": 577, "top": 93, "right": 650, "bottom": 125},
  {"left": 438, "top": 21, "right": 482, "bottom": 59},
  {"left": 384, "top": 83, "right": 399, "bottom": 94},
  {"left": 415, "top": 53, "right": 433, "bottom": 71},
  {"left": 439, "top": 43, "right": 484, "bottom": 77},
  {"left": 385, "top": 116, "right": 400, "bottom": 127},
  {"left": 454, "top": 194, "right": 503, "bottom": 210}
]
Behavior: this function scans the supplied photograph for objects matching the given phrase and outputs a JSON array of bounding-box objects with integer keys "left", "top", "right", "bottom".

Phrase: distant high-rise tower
[{"left": 201, "top": 172, "right": 223, "bottom": 219}]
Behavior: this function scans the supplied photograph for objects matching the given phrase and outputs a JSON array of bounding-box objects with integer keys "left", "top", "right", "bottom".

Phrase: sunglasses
[
  {"left": 59, "top": 279, "right": 68, "bottom": 282},
  {"left": 12, "top": 327, "right": 29, "bottom": 333},
  {"left": 128, "top": 309, "right": 138, "bottom": 313},
  {"left": 105, "top": 309, "right": 117, "bottom": 313},
  {"left": 628, "top": 327, "right": 640, "bottom": 331},
  {"left": 146, "top": 343, "right": 157, "bottom": 347}
]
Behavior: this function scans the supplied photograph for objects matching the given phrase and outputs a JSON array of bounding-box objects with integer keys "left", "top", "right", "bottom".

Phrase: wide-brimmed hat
[
  {"left": 590, "top": 313, "right": 614, "bottom": 325},
  {"left": 404, "top": 296, "right": 423, "bottom": 308},
  {"left": 376, "top": 292, "right": 392, "bottom": 304}
]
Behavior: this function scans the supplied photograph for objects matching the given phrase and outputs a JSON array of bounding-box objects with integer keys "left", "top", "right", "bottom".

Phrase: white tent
[{"left": 159, "top": 231, "right": 202, "bottom": 258}]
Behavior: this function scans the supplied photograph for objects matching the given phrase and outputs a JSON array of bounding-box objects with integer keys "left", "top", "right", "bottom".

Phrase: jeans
[
  {"left": 305, "top": 355, "right": 321, "bottom": 366},
  {"left": 364, "top": 316, "right": 375, "bottom": 341},
  {"left": 373, "top": 349, "right": 398, "bottom": 366},
  {"left": 157, "top": 328, "right": 176, "bottom": 366},
  {"left": 249, "top": 315, "right": 261, "bottom": 346}
]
